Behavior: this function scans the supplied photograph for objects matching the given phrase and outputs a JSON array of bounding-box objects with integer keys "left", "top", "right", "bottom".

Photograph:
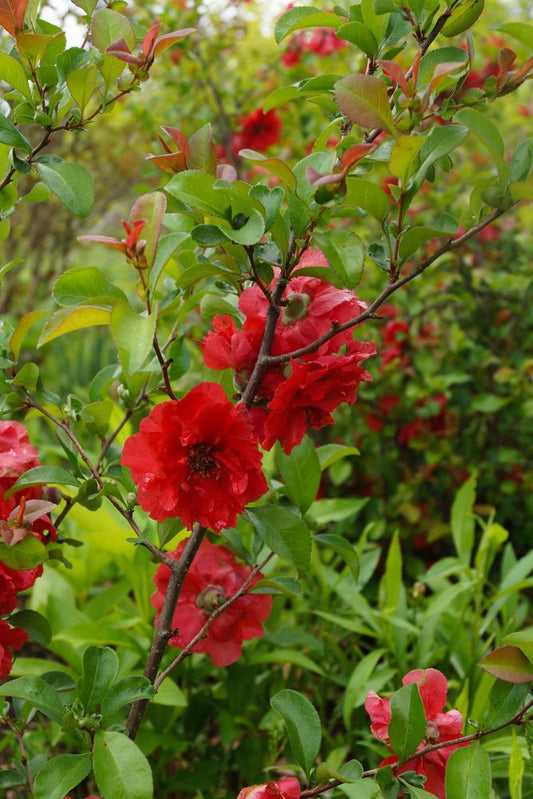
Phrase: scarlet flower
[
  {"left": 0, "top": 619, "right": 28, "bottom": 678},
  {"left": 232, "top": 108, "right": 281, "bottom": 155},
  {"left": 152, "top": 539, "right": 272, "bottom": 666},
  {"left": 365, "top": 668, "right": 464, "bottom": 799},
  {"left": 0, "top": 420, "right": 39, "bottom": 496},
  {"left": 121, "top": 383, "right": 267, "bottom": 531},
  {"left": 237, "top": 777, "right": 301, "bottom": 798},
  {"left": 262, "top": 342, "right": 376, "bottom": 453}
]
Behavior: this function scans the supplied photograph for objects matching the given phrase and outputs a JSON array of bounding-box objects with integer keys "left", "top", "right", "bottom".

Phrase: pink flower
[
  {"left": 152, "top": 539, "right": 272, "bottom": 666},
  {"left": 365, "top": 668, "right": 464, "bottom": 799},
  {"left": 237, "top": 777, "right": 301, "bottom": 798}
]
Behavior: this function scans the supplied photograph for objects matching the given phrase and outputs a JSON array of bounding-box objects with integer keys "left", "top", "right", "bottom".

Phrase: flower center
[
  {"left": 281, "top": 292, "right": 312, "bottom": 325},
  {"left": 188, "top": 443, "right": 219, "bottom": 478},
  {"left": 196, "top": 584, "right": 226, "bottom": 614},
  {"left": 425, "top": 720, "right": 439, "bottom": 742}
]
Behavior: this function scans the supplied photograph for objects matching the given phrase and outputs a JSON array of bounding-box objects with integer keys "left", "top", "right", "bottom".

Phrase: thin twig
[{"left": 154, "top": 552, "right": 274, "bottom": 689}]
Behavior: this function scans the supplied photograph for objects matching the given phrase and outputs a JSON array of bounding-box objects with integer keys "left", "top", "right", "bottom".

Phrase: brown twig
[{"left": 126, "top": 523, "right": 207, "bottom": 738}]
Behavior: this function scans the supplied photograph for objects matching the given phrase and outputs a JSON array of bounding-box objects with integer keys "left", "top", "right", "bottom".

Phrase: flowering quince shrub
[{"left": 0, "top": 0, "right": 533, "bottom": 798}]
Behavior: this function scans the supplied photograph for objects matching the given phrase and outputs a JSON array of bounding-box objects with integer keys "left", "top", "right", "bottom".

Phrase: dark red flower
[
  {"left": 365, "top": 668, "right": 464, "bottom": 799},
  {"left": 262, "top": 342, "right": 376, "bottom": 453},
  {"left": 232, "top": 108, "right": 281, "bottom": 154},
  {"left": 237, "top": 777, "right": 301, "bottom": 798},
  {"left": 152, "top": 539, "right": 272, "bottom": 666},
  {"left": 0, "top": 619, "right": 28, "bottom": 678},
  {"left": 121, "top": 383, "right": 267, "bottom": 531}
]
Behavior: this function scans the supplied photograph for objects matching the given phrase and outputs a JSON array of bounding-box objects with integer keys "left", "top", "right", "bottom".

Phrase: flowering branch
[
  {"left": 300, "top": 698, "right": 533, "bottom": 797},
  {"left": 265, "top": 206, "right": 511, "bottom": 367},
  {"left": 153, "top": 552, "right": 274, "bottom": 690},
  {"left": 126, "top": 523, "right": 207, "bottom": 738}
]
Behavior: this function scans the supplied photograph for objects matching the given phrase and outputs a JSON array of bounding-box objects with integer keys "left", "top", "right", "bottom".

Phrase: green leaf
[
  {"left": 334, "top": 74, "right": 396, "bottom": 135},
  {"left": 93, "top": 730, "right": 153, "bottom": 799},
  {"left": 314, "top": 533, "right": 359, "bottom": 580},
  {"left": 6, "top": 465, "right": 81, "bottom": 496},
  {"left": 110, "top": 302, "right": 157, "bottom": 375},
  {"left": 398, "top": 222, "right": 457, "bottom": 260},
  {"left": 390, "top": 135, "right": 424, "bottom": 185},
  {"left": 245, "top": 505, "right": 311, "bottom": 573},
  {"left": 343, "top": 649, "right": 386, "bottom": 726},
  {"left": 503, "top": 629, "right": 533, "bottom": 662},
  {"left": 274, "top": 6, "right": 344, "bottom": 43},
  {"left": 271, "top": 689, "right": 322, "bottom": 777},
  {"left": 34, "top": 754, "right": 91, "bottom": 799},
  {"left": 344, "top": 177, "right": 390, "bottom": 222},
  {"left": 479, "top": 646, "right": 533, "bottom": 684},
  {"left": 388, "top": 683, "right": 427, "bottom": 763},
  {"left": 66, "top": 66, "right": 97, "bottom": 113},
  {"left": 313, "top": 228, "right": 364, "bottom": 288},
  {"left": 336, "top": 22, "right": 378, "bottom": 56},
  {"left": 383, "top": 530, "right": 402, "bottom": 613},
  {"left": 317, "top": 443, "right": 360, "bottom": 470},
  {"left": 101, "top": 676, "right": 155, "bottom": 719},
  {"left": 36, "top": 304, "right": 107, "bottom": 345},
  {"left": 53, "top": 267, "right": 128, "bottom": 306},
  {"left": 188, "top": 123, "right": 216, "bottom": 174},
  {"left": 36, "top": 162, "right": 94, "bottom": 218},
  {"left": 8, "top": 610, "right": 52, "bottom": 646},
  {"left": 0, "top": 112, "right": 31, "bottom": 152},
  {"left": 166, "top": 171, "right": 229, "bottom": 216},
  {"left": 455, "top": 108, "right": 508, "bottom": 186},
  {"left": 451, "top": 473, "right": 476, "bottom": 565},
  {"left": 91, "top": 8, "right": 135, "bottom": 51},
  {"left": 262, "top": 87, "right": 303, "bottom": 113},
  {"left": 0, "top": 677, "right": 65, "bottom": 724},
  {"left": 308, "top": 497, "right": 368, "bottom": 525},
  {"left": 277, "top": 436, "right": 321, "bottom": 513},
  {"left": 77, "top": 646, "right": 119, "bottom": 714},
  {"left": 411, "top": 125, "right": 468, "bottom": 188},
  {"left": 0, "top": 537, "right": 48, "bottom": 569},
  {"left": 0, "top": 53, "right": 31, "bottom": 100},
  {"left": 445, "top": 745, "right": 491, "bottom": 799},
  {"left": 495, "top": 22, "right": 533, "bottom": 49},
  {"left": 215, "top": 208, "right": 265, "bottom": 246},
  {"left": 509, "top": 729, "right": 524, "bottom": 799},
  {"left": 12, "top": 361, "right": 39, "bottom": 391}
]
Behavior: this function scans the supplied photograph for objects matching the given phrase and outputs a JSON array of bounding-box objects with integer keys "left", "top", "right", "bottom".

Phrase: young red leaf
[
  {"left": 142, "top": 22, "right": 162, "bottom": 58},
  {"left": 479, "top": 645, "right": 533, "bottom": 684},
  {"left": 378, "top": 60, "right": 412, "bottom": 97},
  {"left": 334, "top": 74, "right": 396, "bottom": 135},
  {"left": 341, "top": 143, "right": 376, "bottom": 171},
  {"left": 152, "top": 28, "right": 195, "bottom": 59},
  {"left": 0, "top": 0, "right": 28, "bottom": 35}
]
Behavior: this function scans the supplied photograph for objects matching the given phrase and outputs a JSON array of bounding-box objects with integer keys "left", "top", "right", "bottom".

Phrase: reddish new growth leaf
[
  {"left": 0, "top": 0, "right": 28, "bottom": 35},
  {"left": 78, "top": 219, "right": 147, "bottom": 263},
  {"left": 107, "top": 23, "right": 195, "bottom": 73},
  {"left": 152, "top": 538, "right": 272, "bottom": 666}
]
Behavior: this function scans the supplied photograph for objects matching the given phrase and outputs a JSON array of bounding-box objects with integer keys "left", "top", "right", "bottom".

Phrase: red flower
[
  {"left": 306, "top": 28, "right": 346, "bottom": 56},
  {"left": 365, "top": 668, "right": 464, "bottom": 799},
  {"left": 121, "top": 383, "right": 267, "bottom": 531},
  {"left": 239, "top": 259, "right": 367, "bottom": 357},
  {"left": 237, "top": 777, "right": 301, "bottom": 798},
  {"left": 0, "top": 420, "right": 39, "bottom": 498},
  {"left": 152, "top": 539, "right": 272, "bottom": 666},
  {"left": 0, "top": 619, "right": 28, "bottom": 678},
  {"left": 232, "top": 108, "right": 281, "bottom": 154},
  {"left": 262, "top": 342, "right": 375, "bottom": 453}
]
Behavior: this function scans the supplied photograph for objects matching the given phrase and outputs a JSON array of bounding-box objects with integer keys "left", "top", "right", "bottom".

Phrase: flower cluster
[
  {"left": 152, "top": 538, "right": 272, "bottom": 666},
  {"left": 282, "top": 28, "right": 346, "bottom": 68},
  {"left": 232, "top": 108, "right": 282, "bottom": 155},
  {"left": 121, "top": 383, "right": 267, "bottom": 531},
  {"left": 237, "top": 777, "right": 300, "bottom": 798},
  {"left": 365, "top": 668, "right": 465, "bottom": 798},
  {"left": 0, "top": 421, "right": 56, "bottom": 677},
  {"left": 202, "top": 252, "right": 375, "bottom": 453}
]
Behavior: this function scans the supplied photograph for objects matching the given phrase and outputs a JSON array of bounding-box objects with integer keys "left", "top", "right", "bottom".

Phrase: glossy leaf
[
  {"left": 34, "top": 754, "right": 91, "bottom": 799},
  {"left": 314, "top": 228, "right": 364, "bottom": 288},
  {"left": 0, "top": 536, "right": 48, "bottom": 569},
  {"left": 36, "top": 162, "right": 94, "bottom": 218},
  {"left": 275, "top": 6, "right": 344, "bottom": 43},
  {"left": 336, "top": 22, "right": 378, "bottom": 56},
  {"left": 91, "top": 7, "right": 134, "bottom": 51},
  {"left": 245, "top": 505, "right": 311, "bottom": 573},
  {"left": 6, "top": 465, "right": 81, "bottom": 495},
  {"left": 38, "top": 306, "right": 111, "bottom": 347},
  {"left": 93, "top": 731, "right": 153, "bottom": 799},
  {"left": 0, "top": 52, "right": 30, "bottom": 99},
  {"left": 53, "top": 267, "right": 128, "bottom": 306},
  {"left": 128, "top": 191, "right": 167, "bottom": 268},
  {"left": 271, "top": 689, "right": 321, "bottom": 776},
  {"left": 479, "top": 646, "right": 533, "bottom": 684},
  {"left": 345, "top": 177, "right": 389, "bottom": 222},
  {"left": 451, "top": 473, "right": 477, "bottom": 565},
  {"left": 110, "top": 302, "right": 157, "bottom": 375},
  {"left": 66, "top": 65, "right": 97, "bottom": 113},
  {"left": 0, "top": 677, "right": 65, "bottom": 724},
  {"left": 314, "top": 533, "right": 359, "bottom": 580},
  {"left": 334, "top": 74, "right": 396, "bottom": 135},
  {"left": 390, "top": 135, "right": 424, "bottom": 185},
  {"left": 0, "top": 111, "right": 30, "bottom": 152},
  {"left": 100, "top": 676, "right": 155, "bottom": 719},
  {"left": 503, "top": 629, "right": 533, "bottom": 662},
  {"left": 388, "top": 683, "right": 427, "bottom": 763},
  {"left": 8, "top": 610, "right": 52, "bottom": 646},
  {"left": 276, "top": 435, "right": 321, "bottom": 513},
  {"left": 445, "top": 745, "right": 491, "bottom": 799},
  {"left": 77, "top": 646, "right": 119, "bottom": 714}
]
